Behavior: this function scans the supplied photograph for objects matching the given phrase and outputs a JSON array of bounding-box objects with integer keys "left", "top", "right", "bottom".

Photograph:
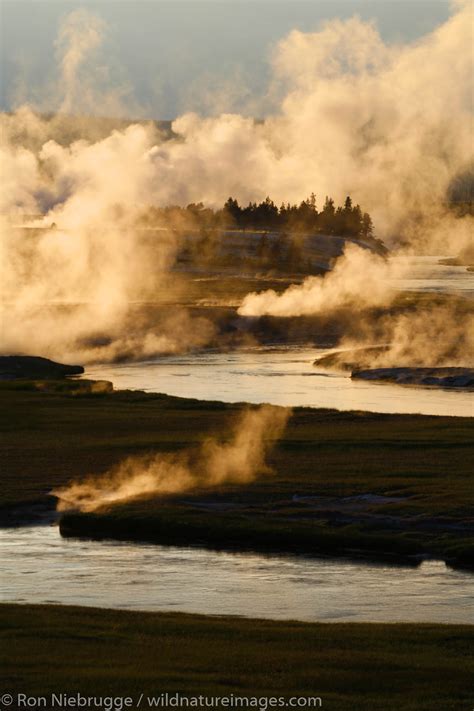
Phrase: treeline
[
  {"left": 140, "top": 194, "right": 376, "bottom": 240},
  {"left": 223, "top": 194, "right": 374, "bottom": 238}
]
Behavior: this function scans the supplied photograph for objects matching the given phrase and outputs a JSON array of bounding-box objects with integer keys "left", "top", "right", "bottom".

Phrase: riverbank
[
  {"left": 314, "top": 352, "right": 474, "bottom": 391},
  {"left": 439, "top": 244, "right": 474, "bottom": 269},
  {"left": 1, "top": 604, "right": 473, "bottom": 711},
  {"left": 1, "top": 383, "right": 473, "bottom": 568},
  {"left": 352, "top": 367, "right": 474, "bottom": 389}
]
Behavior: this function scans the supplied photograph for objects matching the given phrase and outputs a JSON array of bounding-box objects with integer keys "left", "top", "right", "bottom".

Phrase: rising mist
[
  {"left": 1, "top": 2, "right": 472, "bottom": 366},
  {"left": 53, "top": 405, "right": 290, "bottom": 513}
]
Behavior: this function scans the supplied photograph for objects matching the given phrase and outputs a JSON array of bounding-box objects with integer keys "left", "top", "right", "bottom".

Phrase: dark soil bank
[
  {"left": 0, "top": 355, "right": 84, "bottom": 380},
  {"left": 352, "top": 367, "right": 474, "bottom": 389}
]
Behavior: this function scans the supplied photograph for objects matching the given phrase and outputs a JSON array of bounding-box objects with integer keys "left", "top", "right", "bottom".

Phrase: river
[
  {"left": 391, "top": 255, "right": 473, "bottom": 296},
  {"left": 1, "top": 525, "right": 472, "bottom": 624},
  {"left": 83, "top": 348, "right": 473, "bottom": 417}
]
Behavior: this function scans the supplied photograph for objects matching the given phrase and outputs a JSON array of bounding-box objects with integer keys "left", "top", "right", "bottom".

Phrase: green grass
[
  {"left": 1, "top": 386, "right": 473, "bottom": 566},
  {"left": 1, "top": 604, "right": 473, "bottom": 711}
]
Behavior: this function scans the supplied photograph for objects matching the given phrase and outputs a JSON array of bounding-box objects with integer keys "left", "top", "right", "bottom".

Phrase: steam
[
  {"left": 0, "top": 9, "right": 203, "bottom": 363},
  {"left": 354, "top": 301, "right": 474, "bottom": 368},
  {"left": 56, "top": 9, "right": 106, "bottom": 116},
  {"left": 98, "top": 0, "right": 471, "bottom": 251},
  {"left": 238, "top": 245, "right": 399, "bottom": 317},
  {"left": 4, "top": 1, "right": 472, "bottom": 233},
  {"left": 0, "top": 118, "right": 215, "bottom": 362},
  {"left": 238, "top": 243, "right": 473, "bottom": 367},
  {"left": 53, "top": 405, "right": 290, "bottom": 513},
  {"left": 1, "top": 3, "right": 472, "bottom": 363},
  {"left": 265, "top": 6, "right": 473, "bottom": 250}
]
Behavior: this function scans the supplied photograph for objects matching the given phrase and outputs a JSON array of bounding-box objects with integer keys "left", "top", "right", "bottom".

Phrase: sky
[{"left": 0, "top": 0, "right": 453, "bottom": 119}]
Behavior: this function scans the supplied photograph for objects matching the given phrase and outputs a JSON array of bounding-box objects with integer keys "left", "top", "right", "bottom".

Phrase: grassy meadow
[{"left": 1, "top": 604, "right": 473, "bottom": 711}]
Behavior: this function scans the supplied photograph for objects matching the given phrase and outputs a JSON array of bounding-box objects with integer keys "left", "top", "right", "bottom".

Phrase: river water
[
  {"left": 1, "top": 525, "right": 473, "bottom": 623},
  {"left": 83, "top": 348, "right": 473, "bottom": 417},
  {"left": 392, "top": 255, "right": 474, "bottom": 296}
]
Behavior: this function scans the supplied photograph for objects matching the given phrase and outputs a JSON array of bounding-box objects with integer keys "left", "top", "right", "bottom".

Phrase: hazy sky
[{"left": 1, "top": 0, "right": 453, "bottom": 118}]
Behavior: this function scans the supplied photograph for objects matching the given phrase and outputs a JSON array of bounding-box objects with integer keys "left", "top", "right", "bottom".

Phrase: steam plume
[
  {"left": 238, "top": 245, "right": 400, "bottom": 317},
  {"left": 4, "top": 1, "right": 472, "bottom": 237},
  {"left": 238, "top": 243, "right": 473, "bottom": 367},
  {"left": 1, "top": 3, "right": 472, "bottom": 363},
  {"left": 351, "top": 301, "right": 474, "bottom": 368},
  {"left": 53, "top": 405, "right": 290, "bottom": 513}
]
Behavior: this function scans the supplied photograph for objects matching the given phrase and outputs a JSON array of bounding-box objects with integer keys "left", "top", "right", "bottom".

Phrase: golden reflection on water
[
  {"left": 0, "top": 525, "right": 472, "bottom": 623},
  {"left": 83, "top": 348, "right": 473, "bottom": 418}
]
